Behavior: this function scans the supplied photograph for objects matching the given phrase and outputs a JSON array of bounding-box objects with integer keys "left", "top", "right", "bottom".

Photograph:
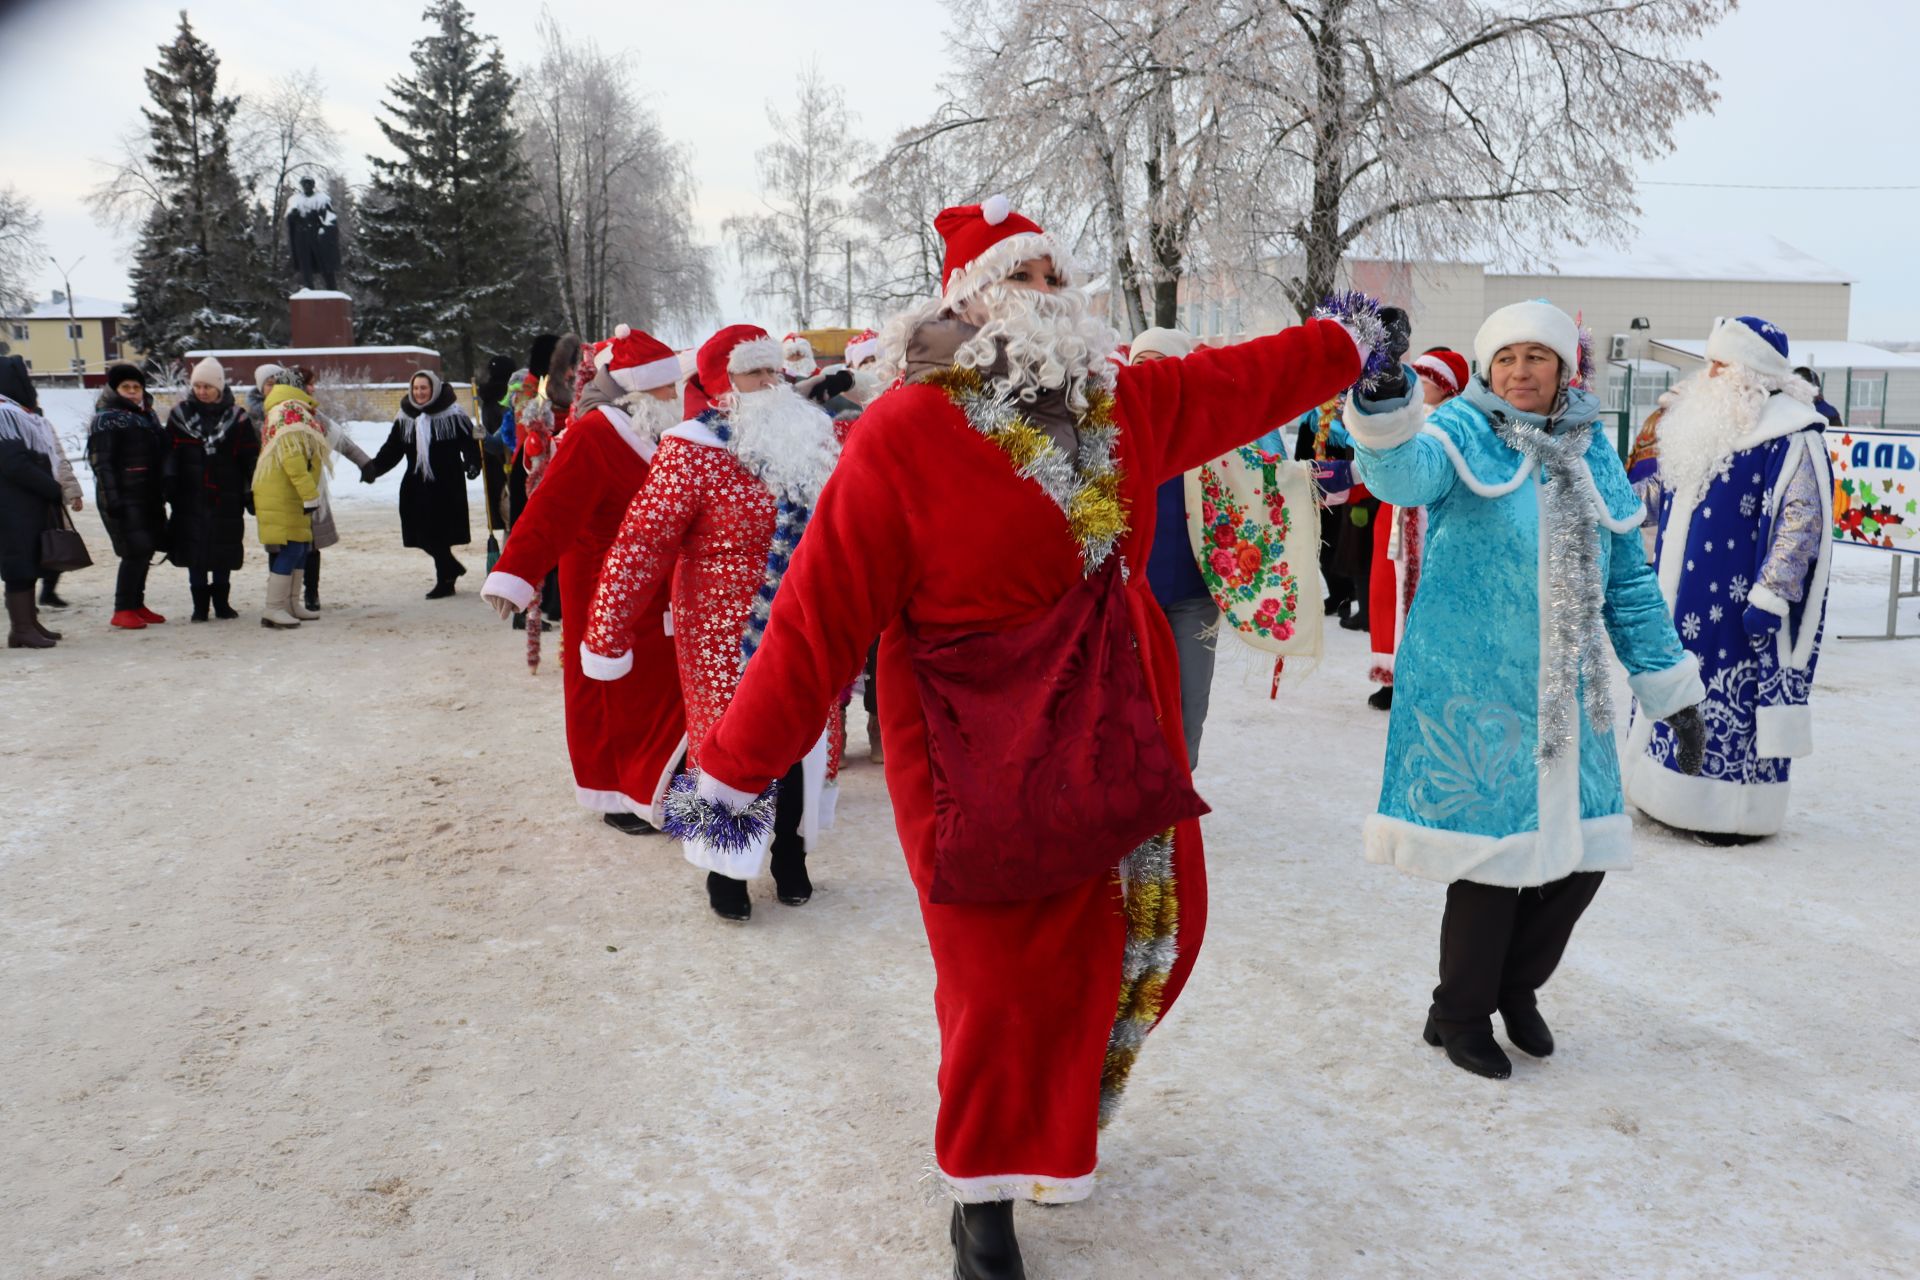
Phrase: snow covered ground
[{"left": 3, "top": 405, "right": 1917, "bottom": 1277}]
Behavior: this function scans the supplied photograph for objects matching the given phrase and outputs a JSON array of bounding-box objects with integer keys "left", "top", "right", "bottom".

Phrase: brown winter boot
[{"left": 7, "top": 589, "right": 56, "bottom": 649}]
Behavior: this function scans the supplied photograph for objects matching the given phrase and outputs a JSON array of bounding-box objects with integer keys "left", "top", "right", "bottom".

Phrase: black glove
[
  {"left": 1663, "top": 705, "right": 1706, "bottom": 776},
  {"left": 1365, "top": 305, "right": 1415, "bottom": 400}
]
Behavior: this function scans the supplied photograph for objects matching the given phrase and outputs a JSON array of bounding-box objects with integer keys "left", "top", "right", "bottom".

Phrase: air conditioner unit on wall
[{"left": 1609, "top": 334, "right": 1630, "bottom": 361}]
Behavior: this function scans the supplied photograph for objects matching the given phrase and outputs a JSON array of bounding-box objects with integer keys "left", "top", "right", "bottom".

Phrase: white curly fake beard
[
  {"left": 1656, "top": 363, "right": 1803, "bottom": 503},
  {"left": 722, "top": 382, "right": 841, "bottom": 506},
  {"left": 957, "top": 281, "right": 1118, "bottom": 414},
  {"left": 618, "top": 391, "right": 681, "bottom": 443}
]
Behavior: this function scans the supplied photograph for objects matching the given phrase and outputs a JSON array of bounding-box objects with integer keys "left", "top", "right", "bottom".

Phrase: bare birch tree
[
  {"left": 235, "top": 67, "right": 342, "bottom": 239},
  {"left": 724, "top": 64, "right": 873, "bottom": 330},
  {"left": 518, "top": 13, "right": 713, "bottom": 340},
  {"left": 0, "top": 186, "right": 45, "bottom": 317}
]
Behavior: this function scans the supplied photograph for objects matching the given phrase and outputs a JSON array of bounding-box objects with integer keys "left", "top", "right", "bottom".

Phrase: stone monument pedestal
[{"left": 289, "top": 290, "right": 353, "bottom": 348}]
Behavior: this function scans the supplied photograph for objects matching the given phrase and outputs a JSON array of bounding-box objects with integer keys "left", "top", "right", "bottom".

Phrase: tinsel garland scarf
[
  {"left": 1099, "top": 829, "right": 1179, "bottom": 1126},
  {"left": 920, "top": 365, "right": 1128, "bottom": 575}
]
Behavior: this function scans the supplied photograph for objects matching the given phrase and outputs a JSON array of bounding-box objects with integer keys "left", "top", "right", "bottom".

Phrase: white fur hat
[
  {"left": 1704, "top": 315, "right": 1794, "bottom": 380},
  {"left": 190, "top": 357, "right": 225, "bottom": 389},
  {"left": 1129, "top": 327, "right": 1195, "bottom": 362},
  {"left": 1473, "top": 300, "right": 1580, "bottom": 379},
  {"left": 254, "top": 362, "right": 284, "bottom": 392}
]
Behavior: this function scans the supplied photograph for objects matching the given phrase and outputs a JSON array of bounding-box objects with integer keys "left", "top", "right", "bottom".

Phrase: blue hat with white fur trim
[{"left": 1705, "top": 315, "right": 1793, "bottom": 379}]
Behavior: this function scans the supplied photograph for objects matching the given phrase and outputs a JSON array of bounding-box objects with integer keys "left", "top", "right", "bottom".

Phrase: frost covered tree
[
  {"left": 517, "top": 14, "right": 712, "bottom": 342},
  {"left": 724, "top": 65, "right": 873, "bottom": 330},
  {"left": 0, "top": 186, "right": 44, "bottom": 319},
  {"left": 853, "top": 128, "right": 977, "bottom": 312},
  {"left": 909, "top": 0, "right": 1733, "bottom": 330},
  {"left": 355, "top": 0, "right": 555, "bottom": 378},
  {"left": 118, "top": 11, "right": 277, "bottom": 359}
]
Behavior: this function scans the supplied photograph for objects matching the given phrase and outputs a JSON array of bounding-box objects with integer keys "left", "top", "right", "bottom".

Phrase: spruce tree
[
  {"left": 356, "top": 0, "right": 555, "bottom": 379},
  {"left": 124, "top": 10, "right": 274, "bottom": 362}
]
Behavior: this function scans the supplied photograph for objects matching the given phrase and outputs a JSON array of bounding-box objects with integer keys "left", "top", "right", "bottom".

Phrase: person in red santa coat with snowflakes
[
  {"left": 480, "top": 326, "right": 689, "bottom": 833},
  {"left": 581, "top": 324, "right": 844, "bottom": 920},
  {"left": 664, "top": 195, "right": 1381, "bottom": 1278}
]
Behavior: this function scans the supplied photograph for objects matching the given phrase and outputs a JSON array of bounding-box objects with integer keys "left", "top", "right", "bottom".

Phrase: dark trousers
[
  {"left": 770, "top": 761, "right": 806, "bottom": 862},
  {"left": 1431, "top": 872, "right": 1604, "bottom": 1033},
  {"left": 187, "top": 567, "right": 231, "bottom": 590},
  {"left": 861, "top": 641, "right": 880, "bottom": 715},
  {"left": 303, "top": 548, "right": 321, "bottom": 601},
  {"left": 115, "top": 549, "right": 153, "bottom": 611},
  {"left": 425, "top": 544, "right": 463, "bottom": 582},
  {"left": 541, "top": 567, "right": 561, "bottom": 620}
]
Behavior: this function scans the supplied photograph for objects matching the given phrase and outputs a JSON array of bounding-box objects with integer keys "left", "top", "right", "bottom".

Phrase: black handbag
[{"left": 40, "top": 505, "right": 93, "bottom": 574}]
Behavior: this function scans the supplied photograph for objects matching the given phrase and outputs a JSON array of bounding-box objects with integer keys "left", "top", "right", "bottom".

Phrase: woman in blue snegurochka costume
[{"left": 1346, "top": 299, "right": 1709, "bottom": 1081}]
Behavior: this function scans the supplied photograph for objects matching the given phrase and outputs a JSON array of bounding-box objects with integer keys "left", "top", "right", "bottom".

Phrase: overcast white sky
[{"left": 5, "top": 0, "right": 1916, "bottom": 340}]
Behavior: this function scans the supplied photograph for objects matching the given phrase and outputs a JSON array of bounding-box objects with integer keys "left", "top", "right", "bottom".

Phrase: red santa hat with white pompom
[
  {"left": 843, "top": 327, "right": 881, "bottom": 366},
  {"left": 936, "top": 194, "right": 1069, "bottom": 308},
  {"left": 595, "top": 324, "right": 682, "bottom": 392}
]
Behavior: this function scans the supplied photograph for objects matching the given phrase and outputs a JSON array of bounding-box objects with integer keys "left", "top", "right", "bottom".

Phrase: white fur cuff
[
  {"left": 579, "top": 643, "right": 634, "bottom": 682},
  {"left": 695, "top": 769, "right": 762, "bottom": 813},
  {"left": 1746, "top": 583, "right": 1790, "bottom": 618},
  {"left": 1629, "top": 655, "right": 1706, "bottom": 721},
  {"left": 1344, "top": 393, "right": 1424, "bottom": 451},
  {"left": 480, "top": 570, "right": 538, "bottom": 612}
]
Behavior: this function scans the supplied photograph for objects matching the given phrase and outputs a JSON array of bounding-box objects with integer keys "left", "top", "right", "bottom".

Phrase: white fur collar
[
  {"left": 663, "top": 419, "right": 726, "bottom": 448},
  {"left": 1727, "top": 391, "right": 1827, "bottom": 455}
]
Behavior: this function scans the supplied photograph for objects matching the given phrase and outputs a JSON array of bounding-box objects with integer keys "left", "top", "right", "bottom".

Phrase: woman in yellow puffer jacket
[{"left": 251, "top": 373, "right": 332, "bottom": 628}]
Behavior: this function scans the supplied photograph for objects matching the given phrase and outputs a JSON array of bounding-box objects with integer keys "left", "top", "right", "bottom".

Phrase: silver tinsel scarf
[{"left": 1489, "top": 415, "right": 1614, "bottom": 762}]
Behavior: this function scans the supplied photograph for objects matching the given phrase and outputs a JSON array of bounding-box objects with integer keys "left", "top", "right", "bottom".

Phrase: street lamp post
[{"left": 49, "top": 254, "right": 86, "bottom": 384}]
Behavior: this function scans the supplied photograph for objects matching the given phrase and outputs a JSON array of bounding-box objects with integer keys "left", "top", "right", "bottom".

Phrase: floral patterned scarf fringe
[{"left": 920, "top": 365, "right": 1128, "bottom": 575}]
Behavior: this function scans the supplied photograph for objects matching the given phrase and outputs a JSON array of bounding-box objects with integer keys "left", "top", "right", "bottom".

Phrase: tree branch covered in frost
[
  {"left": 233, "top": 66, "right": 342, "bottom": 240},
  {"left": 517, "top": 13, "right": 713, "bottom": 343},
  {"left": 724, "top": 64, "right": 874, "bottom": 331},
  {"left": 889, "top": 0, "right": 1732, "bottom": 334},
  {"left": 0, "top": 186, "right": 45, "bottom": 317}
]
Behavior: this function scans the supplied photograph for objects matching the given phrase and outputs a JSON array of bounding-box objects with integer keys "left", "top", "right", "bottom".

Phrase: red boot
[
  {"left": 135, "top": 605, "right": 167, "bottom": 624},
  {"left": 110, "top": 609, "right": 148, "bottom": 630}
]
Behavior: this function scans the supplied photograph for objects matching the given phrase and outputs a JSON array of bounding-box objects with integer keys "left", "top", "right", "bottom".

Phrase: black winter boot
[
  {"left": 770, "top": 841, "right": 812, "bottom": 905},
  {"left": 426, "top": 577, "right": 456, "bottom": 599},
  {"left": 603, "top": 812, "right": 656, "bottom": 836},
  {"left": 211, "top": 583, "right": 239, "bottom": 619},
  {"left": 706, "top": 872, "right": 751, "bottom": 921},
  {"left": 1424, "top": 1015, "right": 1512, "bottom": 1080},
  {"left": 951, "top": 1201, "right": 1026, "bottom": 1280},
  {"left": 1367, "top": 685, "right": 1393, "bottom": 711},
  {"left": 190, "top": 585, "right": 211, "bottom": 622},
  {"left": 303, "top": 553, "right": 322, "bottom": 612},
  {"left": 1500, "top": 1004, "right": 1555, "bottom": 1058},
  {"left": 39, "top": 576, "right": 69, "bottom": 608}
]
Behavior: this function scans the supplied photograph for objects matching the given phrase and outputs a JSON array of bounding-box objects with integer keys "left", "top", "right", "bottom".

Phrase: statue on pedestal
[{"left": 286, "top": 176, "right": 342, "bottom": 291}]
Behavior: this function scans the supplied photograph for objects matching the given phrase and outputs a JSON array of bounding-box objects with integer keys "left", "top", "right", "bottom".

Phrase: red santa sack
[{"left": 907, "top": 557, "right": 1210, "bottom": 904}]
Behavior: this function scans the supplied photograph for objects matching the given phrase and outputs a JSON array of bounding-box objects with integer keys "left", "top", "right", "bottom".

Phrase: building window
[
  {"left": 66, "top": 322, "right": 84, "bottom": 340},
  {"left": 8, "top": 323, "right": 26, "bottom": 342},
  {"left": 1850, "top": 376, "right": 1885, "bottom": 411}
]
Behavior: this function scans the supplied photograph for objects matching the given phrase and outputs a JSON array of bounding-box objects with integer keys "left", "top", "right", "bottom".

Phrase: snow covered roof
[
  {"left": 6, "top": 293, "right": 128, "bottom": 320},
  {"left": 1651, "top": 338, "right": 1920, "bottom": 369},
  {"left": 288, "top": 290, "right": 352, "bottom": 301},
  {"left": 1484, "top": 233, "right": 1853, "bottom": 285}
]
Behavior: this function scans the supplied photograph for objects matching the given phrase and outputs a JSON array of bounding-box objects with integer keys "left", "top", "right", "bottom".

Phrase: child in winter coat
[
  {"left": 87, "top": 362, "right": 171, "bottom": 629},
  {"left": 164, "top": 357, "right": 260, "bottom": 621},
  {"left": 362, "top": 370, "right": 482, "bottom": 597},
  {"left": 251, "top": 370, "right": 330, "bottom": 629}
]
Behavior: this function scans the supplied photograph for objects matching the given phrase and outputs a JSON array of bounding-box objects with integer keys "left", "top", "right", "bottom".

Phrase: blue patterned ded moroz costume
[
  {"left": 1348, "top": 310, "right": 1704, "bottom": 888},
  {"left": 1622, "top": 315, "right": 1833, "bottom": 837}
]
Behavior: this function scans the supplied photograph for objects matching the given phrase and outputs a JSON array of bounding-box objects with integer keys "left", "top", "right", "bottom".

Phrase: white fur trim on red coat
[
  {"left": 580, "top": 642, "right": 633, "bottom": 682},
  {"left": 480, "top": 570, "right": 538, "bottom": 613}
]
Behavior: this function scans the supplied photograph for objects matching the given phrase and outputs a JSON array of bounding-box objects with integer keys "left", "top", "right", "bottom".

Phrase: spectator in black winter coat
[
  {"left": 1794, "top": 365, "right": 1843, "bottom": 429},
  {"left": 477, "top": 353, "right": 514, "bottom": 540},
  {"left": 87, "top": 362, "right": 172, "bottom": 629},
  {"left": 362, "top": 369, "right": 483, "bottom": 597},
  {"left": 165, "top": 358, "right": 260, "bottom": 621},
  {"left": 0, "top": 355, "right": 66, "bottom": 649}
]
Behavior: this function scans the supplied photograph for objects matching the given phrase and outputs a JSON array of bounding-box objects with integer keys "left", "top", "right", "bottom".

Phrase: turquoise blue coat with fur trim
[{"left": 1348, "top": 377, "right": 1702, "bottom": 887}]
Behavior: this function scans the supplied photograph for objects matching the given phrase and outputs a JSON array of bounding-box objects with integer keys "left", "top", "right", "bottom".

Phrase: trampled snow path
[{"left": 1, "top": 485, "right": 1915, "bottom": 1277}]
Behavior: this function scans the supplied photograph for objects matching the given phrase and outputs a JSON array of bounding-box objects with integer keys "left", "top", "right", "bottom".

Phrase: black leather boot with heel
[{"left": 951, "top": 1201, "right": 1025, "bottom": 1280}]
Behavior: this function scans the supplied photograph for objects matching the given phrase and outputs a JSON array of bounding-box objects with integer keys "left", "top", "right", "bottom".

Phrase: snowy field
[{"left": 3, "top": 395, "right": 1917, "bottom": 1277}]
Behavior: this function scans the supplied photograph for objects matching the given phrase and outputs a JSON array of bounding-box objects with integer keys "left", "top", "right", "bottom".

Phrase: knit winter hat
[
  {"left": 695, "top": 325, "right": 781, "bottom": 401},
  {"left": 1473, "top": 301, "right": 1580, "bottom": 381},
  {"left": 105, "top": 362, "right": 146, "bottom": 390},
  {"left": 254, "top": 362, "right": 284, "bottom": 392},
  {"left": 1705, "top": 315, "right": 1794, "bottom": 380},
  {"left": 935, "top": 194, "right": 1068, "bottom": 307},
  {"left": 1412, "top": 348, "right": 1470, "bottom": 395},
  {"left": 190, "top": 356, "right": 226, "bottom": 390},
  {"left": 1129, "top": 327, "right": 1195, "bottom": 362},
  {"left": 596, "top": 324, "right": 681, "bottom": 392}
]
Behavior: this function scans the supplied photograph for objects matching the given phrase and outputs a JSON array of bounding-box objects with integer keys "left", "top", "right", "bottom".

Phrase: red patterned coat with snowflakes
[
  {"left": 693, "top": 319, "right": 1362, "bottom": 1202},
  {"left": 482, "top": 405, "right": 686, "bottom": 819}
]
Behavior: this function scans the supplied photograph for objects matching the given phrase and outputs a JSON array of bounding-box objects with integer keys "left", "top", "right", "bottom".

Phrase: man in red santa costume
[
  {"left": 1365, "top": 346, "right": 1468, "bottom": 710},
  {"left": 666, "top": 196, "right": 1375, "bottom": 1277},
  {"left": 581, "top": 324, "right": 843, "bottom": 920},
  {"left": 780, "top": 332, "right": 819, "bottom": 380},
  {"left": 480, "top": 326, "right": 689, "bottom": 833}
]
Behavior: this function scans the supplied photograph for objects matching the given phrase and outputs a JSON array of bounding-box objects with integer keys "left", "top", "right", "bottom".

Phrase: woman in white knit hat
[
  {"left": 163, "top": 357, "right": 260, "bottom": 620},
  {"left": 1345, "top": 299, "right": 1708, "bottom": 1080}
]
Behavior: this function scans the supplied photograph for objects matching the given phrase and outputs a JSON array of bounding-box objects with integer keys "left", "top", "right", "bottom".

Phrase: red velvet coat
[
  {"left": 697, "top": 321, "right": 1361, "bottom": 1194},
  {"left": 484, "top": 405, "right": 686, "bottom": 817}
]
